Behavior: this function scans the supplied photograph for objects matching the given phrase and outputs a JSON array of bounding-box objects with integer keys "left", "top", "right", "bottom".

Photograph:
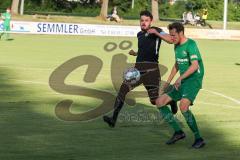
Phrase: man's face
[
  {"left": 6, "top": 9, "right": 10, "bottom": 13},
  {"left": 140, "top": 16, "right": 152, "bottom": 31},
  {"left": 169, "top": 28, "right": 182, "bottom": 44}
]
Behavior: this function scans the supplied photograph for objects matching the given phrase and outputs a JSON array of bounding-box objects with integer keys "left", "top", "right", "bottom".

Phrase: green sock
[
  {"left": 6, "top": 33, "right": 9, "bottom": 40},
  {"left": 182, "top": 110, "right": 201, "bottom": 139},
  {"left": 159, "top": 106, "right": 181, "bottom": 132},
  {"left": 0, "top": 32, "right": 3, "bottom": 39},
  {"left": 2, "top": 32, "right": 6, "bottom": 40}
]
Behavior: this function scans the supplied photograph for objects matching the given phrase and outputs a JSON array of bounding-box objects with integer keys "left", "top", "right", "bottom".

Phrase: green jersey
[
  {"left": 174, "top": 38, "right": 204, "bottom": 81},
  {"left": 2, "top": 12, "right": 11, "bottom": 26}
]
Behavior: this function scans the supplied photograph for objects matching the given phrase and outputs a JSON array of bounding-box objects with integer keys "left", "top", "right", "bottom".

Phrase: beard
[{"left": 141, "top": 25, "right": 151, "bottom": 32}]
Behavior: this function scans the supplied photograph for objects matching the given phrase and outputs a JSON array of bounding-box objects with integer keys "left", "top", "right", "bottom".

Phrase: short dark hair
[
  {"left": 140, "top": 10, "right": 153, "bottom": 20},
  {"left": 168, "top": 22, "right": 184, "bottom": 34}
]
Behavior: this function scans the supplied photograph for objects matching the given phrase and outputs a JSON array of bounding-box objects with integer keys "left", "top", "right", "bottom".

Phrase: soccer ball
[{"left": 123, "top": 67, "right": 141, "bottom": 84}]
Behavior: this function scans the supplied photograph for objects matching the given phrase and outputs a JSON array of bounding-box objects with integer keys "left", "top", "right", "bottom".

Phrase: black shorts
[{"left": 118, "top": 62, "right": 160, "bottom": 104}]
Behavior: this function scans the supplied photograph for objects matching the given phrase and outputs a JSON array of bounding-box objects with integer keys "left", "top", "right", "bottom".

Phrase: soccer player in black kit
[{"left": 103, "top": 10, "right": 178, "bottom": 128}]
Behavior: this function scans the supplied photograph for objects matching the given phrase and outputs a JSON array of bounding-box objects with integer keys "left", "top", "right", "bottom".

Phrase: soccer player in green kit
[
  {"left": 154, "top": 22, "right": 205, "bottom": 149},
  {"left": 1, "top": 8, "right": 11, "bottom": 40}
]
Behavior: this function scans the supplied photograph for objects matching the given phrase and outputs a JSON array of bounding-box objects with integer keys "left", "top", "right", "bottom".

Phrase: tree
[
  {"left": 113, "top": 0, "right": 131, "bottom": 12},
  {"left": 99, "top": 0, "right": 109, "bottom": 20},
  {"left": 11, "top": 0, "right": 20, "bottom": 15},
  {"left": 41, "top": 0, "right": 45, "bottom": 6},
  {"left": 152, "top": 0, "right": 159, "bottom": 21}
]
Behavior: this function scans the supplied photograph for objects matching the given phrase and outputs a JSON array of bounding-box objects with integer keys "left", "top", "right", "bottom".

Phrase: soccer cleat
[
  {"left": 192, "top": 138, "right": 205, "bottom": 149},
  {"left": 169, "top": 101, "right": 178, "bottom": 114},
  {"left": 103, "top": 116, "right": 115, "bottom": 128},
  {"left": 166, "top": 131, "right": 186, "bottom": 145}
]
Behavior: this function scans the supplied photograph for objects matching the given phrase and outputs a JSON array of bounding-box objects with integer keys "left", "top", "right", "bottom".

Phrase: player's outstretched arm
[
  {"left": 156, "top": 33, "right": 173, "bottom": 44},
  {"left": 147, "top": 28, "right": 173, "bottom": 44},
  {"left": 1, "top": 15, "right": 5, "bottom": 20},
  {"left": 128, "top": 49, "right": 138, "bottom": 56}
]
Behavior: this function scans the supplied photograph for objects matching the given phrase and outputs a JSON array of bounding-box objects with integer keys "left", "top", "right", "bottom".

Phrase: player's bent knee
[
  {"left": 155, "top": 94, "right": 171, "bottom": 107},
  {"left": 179, "top": 105, "right": 189, "bottom": 112},
  {"left": 155, "top": 97, "right": 163, "bottom": 106},
  {"left": 179, "top": 98, "right": 191, "bottom": 112},
  {"left": 150, "top": 99, "right": 156, "bottom": 105}
]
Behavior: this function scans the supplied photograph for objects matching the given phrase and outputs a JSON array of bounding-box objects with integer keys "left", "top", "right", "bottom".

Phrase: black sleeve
[
  {"left": 137, "top": 31, "right": 141, "bottom": 38},
  {"left": 151, "top": 26, "right": 163, "bottom": 33}
]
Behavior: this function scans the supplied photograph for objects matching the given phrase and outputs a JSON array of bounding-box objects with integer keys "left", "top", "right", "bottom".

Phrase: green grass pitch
[{"left": 0, "top": 34, "right": 240, "bottom": 160}]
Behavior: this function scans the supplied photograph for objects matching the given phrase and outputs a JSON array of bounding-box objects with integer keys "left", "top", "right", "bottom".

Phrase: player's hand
[
  {"left": 160, "top": 82, "right": 170, "bottom": 95},
  {"left": 174, "top": 77, "right": 182, "bottom": 90},
  {"left": 128, "top": 49, "right": 137, "bottom": 56},
  {"left": 163, "top": 82, "right": 170, "bottom": 91},
  {"left": 147, "top": 28, "right": 158, "bottom": 35}
]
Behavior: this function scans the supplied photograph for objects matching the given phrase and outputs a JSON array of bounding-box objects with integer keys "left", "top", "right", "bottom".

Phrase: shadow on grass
[
  {"left": 6, "top": 38, "right": 14, "bottom": 41},
  {"left": 0, "top": 68, "right": 239, "bottom": 160}
]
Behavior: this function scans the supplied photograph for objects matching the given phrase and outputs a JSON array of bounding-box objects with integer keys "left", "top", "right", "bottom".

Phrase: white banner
[
  {"left": 185, "top": 28, "right": 240, "bottom": 40},
  {"left": 1, "top": 21, "right": 240, "bottom": 40},
  {"left": 0, "top": 21, "right": 140, "bottom": 37}
]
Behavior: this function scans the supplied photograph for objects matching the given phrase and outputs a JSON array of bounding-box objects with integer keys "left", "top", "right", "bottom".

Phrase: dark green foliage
[
  {"left": 0, "top": 0, "right": 239, "bottom": 21},
  {"left": 0, "top": 0, "right": 11, "bottom": 12},
  {"left": 159, "top": 1, "right": 186, "bottom": 19},
  {"left": 120, "top": 0, "right": 150, "bottom": 19}
]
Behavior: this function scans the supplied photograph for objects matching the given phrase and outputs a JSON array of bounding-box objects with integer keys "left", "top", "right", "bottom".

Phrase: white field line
[
  {"left": 202, "top": 89, "right": 240, "bottom": 105},
  {"left": 8, "top": 79, "right": 240, "bottom": 107},
  {"left": 0, "top": 65, "right": 52, "bottom": 71},
  {"left": 0, "top": 65, "right": 113, "bottom": 71},
  {"left": 195, "top": 101, "right": 239, "bottom": 108},
  {"left": 13, "top": 79, "right": 115, "bottom": 94}
]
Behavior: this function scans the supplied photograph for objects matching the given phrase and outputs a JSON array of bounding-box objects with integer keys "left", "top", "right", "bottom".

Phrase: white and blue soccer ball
[{"left": 123, "top": 67, "right": 141, "bottom": 84}]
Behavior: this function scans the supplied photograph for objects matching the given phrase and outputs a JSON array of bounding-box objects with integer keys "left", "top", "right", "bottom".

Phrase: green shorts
[
  {"left": 3, "top": 24, "right": 10, "bottom": 31},
  {"left": 167, "top": 78, "right": 202, "bottom": 104}
]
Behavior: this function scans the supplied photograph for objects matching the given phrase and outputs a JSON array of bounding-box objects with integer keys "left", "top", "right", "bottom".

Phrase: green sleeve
[
  {"left": 187, "top": 40, "right": 202, "bottom": 62},
  {"left": 2, "top": 13, "right": 6, "bottom": 18}
]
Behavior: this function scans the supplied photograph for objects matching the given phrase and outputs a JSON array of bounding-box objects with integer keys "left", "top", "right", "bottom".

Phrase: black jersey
[{"left": 136, "top": 27, "right": 163, "bottom": 63}]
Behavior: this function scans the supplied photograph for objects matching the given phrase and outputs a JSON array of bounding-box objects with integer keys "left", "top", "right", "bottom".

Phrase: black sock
[{"left": 112, "top": 97, "right": 124, "bottom": 122}]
